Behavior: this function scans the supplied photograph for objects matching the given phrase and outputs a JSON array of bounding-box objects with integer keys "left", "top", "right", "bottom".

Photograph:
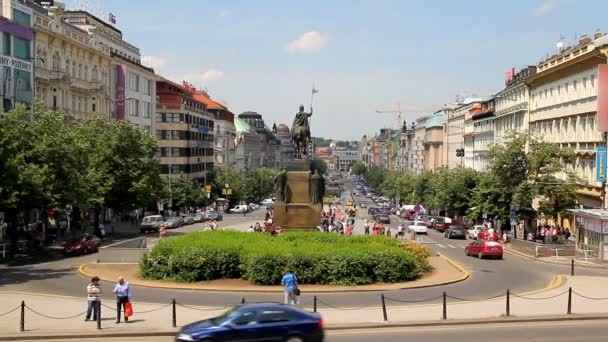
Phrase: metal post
[
  {"left": 567, "top": 287, "right": 572, "bottom": 315},
  {"left": 313, "top": 296, "right": 317, "bottom": 313},
  {"left": 442, "top": 292, "right": 447, "bottom": 320},
  {"left": 20, "top": 301, "right": 24, "bottom": 332},
  {"left": 506, "top": 289, "right": 510, "bottom": 317},
  {"left": 571, "top": 259, "right": 575, "bottom": 276},
  {"left": 96, "top": 300, "right": 101, "bottom": 330},
  {"left": 169, "top": 122, "right": 173, "bottom": 210},
  {"left": 172, "top": 298, "right": 177, "bottom": 328},
  {"left": 241, "top": 297, "right": 246, "bottom": 305},
  {"left": 380, "top": 294, "right": 387, "bottom": 321}
]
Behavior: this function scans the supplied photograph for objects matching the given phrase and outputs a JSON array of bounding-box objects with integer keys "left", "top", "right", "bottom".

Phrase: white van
[{"left": 408, "top": 221, "right": 428, "bottom": 234}]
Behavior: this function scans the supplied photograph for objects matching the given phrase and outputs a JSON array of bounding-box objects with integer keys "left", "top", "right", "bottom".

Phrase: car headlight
[{"left": 177, "top": 333, "right": 195, "bottom": 341}]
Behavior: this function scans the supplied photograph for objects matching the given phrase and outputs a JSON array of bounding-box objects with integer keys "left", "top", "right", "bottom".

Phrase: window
[
  {"left": 143, "top": 101, "right": 151, "bottom": 118},
  {"left": 13, "top": 9, "right": 31, "bottom": 27},
  {"left": 13, "top": 37, "right": 30, "bottom": 59},
  {"left": 92, "top": 103, "right": 96, "bottom": 112},
  {"left": 141, "top": 78, "right": 151, "bottom": 95},
  {"left": 258, "top": 310, "right": 292, "bottom": 323},
  {"left": 129, "top": 73, "right": 138, "bottom": 91},
  {"left": 129, "top": 99, "right": 140, "bottom": 116},
  {"left": 3, "top": 32, "right": 10, "bottom": 55},
  {"left": 14, "top": 69, "right": 32, "bottom": 102}
]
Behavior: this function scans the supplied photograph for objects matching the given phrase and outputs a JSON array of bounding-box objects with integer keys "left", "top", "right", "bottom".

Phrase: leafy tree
[
  {"left": 350, "top": 161, "right": 367, "bottom": 176},
  {"left": 431, "top": 167, "right": 479, "bottom": 217},
  {"left": 310, "top": 157, "right": 328, "bottom": 175}
]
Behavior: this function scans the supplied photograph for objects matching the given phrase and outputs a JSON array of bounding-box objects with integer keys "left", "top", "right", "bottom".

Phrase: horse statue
[{"left": 291, "top": 104, "right": 312, "bottom": 159}]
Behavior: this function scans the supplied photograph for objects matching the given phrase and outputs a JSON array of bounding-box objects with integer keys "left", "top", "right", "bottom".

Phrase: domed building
[{"left": 274, "top": 123, "right": 295, "bottom": 168}]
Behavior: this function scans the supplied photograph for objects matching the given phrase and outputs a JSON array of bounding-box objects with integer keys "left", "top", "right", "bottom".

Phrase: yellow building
[{"left": 30, "top": 3, "right": 111, "bottom": 119}]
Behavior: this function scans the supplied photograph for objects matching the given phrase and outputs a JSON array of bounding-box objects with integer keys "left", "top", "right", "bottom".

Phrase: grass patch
[{"left": 139, "top": 231, "right": 425, "bottom": 285}]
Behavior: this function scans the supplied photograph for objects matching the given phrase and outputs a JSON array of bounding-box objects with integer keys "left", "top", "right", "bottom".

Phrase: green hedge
[{"left": 139, "top": 231, "right": 423, "bottom": 285}]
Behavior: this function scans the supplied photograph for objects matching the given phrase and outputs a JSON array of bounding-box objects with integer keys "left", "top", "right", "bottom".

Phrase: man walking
[
  {"left": 281, "top": 268, "right": 298, "bottom": 305},
  {"left": 113, "top": 276, "right": 131, "bottom": 323},
  {"left": 85, "top": 276, "right": 102, "bottom": 321}
]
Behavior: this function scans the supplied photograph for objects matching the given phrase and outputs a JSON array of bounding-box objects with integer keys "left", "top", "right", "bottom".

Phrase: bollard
[
  {"left": 571, "top": 259, "right": 574, "bottom": 277},
  {"left": 442, "top": 292, "right": 447, "bottom": 320},
  {"left": 506, "top": 289, "right": 510, "bottom": 317},
  {"left": 96, "top": 300, "right": 101, "bottom": 330},
  {"left": 172, "top": 299, "right": 177, "bottom": 328},
  {"left": 567, "top": 287, "right": 572, "bottom": 315},
  {"left": 313, "top": 296, "right": 318, "bottom": 313},
  {"left": 380, "top": 294, "right": 388, "bottom": 321},
  {"left": 241, "top": 297, "right": 246, "bottom": 305},
  {"left": 20, "top": 301, "right": 25, "bottom": 332}
]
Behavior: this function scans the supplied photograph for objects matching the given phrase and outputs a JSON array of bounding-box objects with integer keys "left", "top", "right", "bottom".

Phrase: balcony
[
  {"left": 71, "top": 79, "right": 102, "bottom": 91},
  {"left": 36, "top": 68, "right": 70, "bottom": 82},
  {"left": 423, "top": 138, "right": 443, "bottom": 145}
]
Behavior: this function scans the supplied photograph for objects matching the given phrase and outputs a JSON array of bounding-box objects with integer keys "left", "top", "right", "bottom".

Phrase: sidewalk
[
  {"left": 1, "top": 275, "right": 607, "bottom": 337},
  {"left": 505, "top": 245, "right": 608, "bottom": 269}
]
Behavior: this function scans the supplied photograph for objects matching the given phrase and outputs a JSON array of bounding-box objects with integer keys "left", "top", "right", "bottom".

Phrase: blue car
[{"left": 176, "top": 303, "right": 324, "bottom": 342}]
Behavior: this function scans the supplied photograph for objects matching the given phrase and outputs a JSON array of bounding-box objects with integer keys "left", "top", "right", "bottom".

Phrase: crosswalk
[{"left": 435, "top": 243, "right": 465, "bottom": 249}]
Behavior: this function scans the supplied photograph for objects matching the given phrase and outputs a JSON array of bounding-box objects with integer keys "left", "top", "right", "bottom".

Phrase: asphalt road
[
  {"left": 2, "top": 180, "right": 608, "bottom": 308},
  {"left": 36, "top": 319, "right": 608, "bottom": 341}
]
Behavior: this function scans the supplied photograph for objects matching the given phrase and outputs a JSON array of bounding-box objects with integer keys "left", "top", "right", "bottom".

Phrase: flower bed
[{"left": 139, "top": 231, "right": 425, "bottom": 285}]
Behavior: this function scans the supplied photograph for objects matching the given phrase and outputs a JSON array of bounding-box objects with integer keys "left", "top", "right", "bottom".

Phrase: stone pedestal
[{"left": 273, "top": 160, "right": 322, "bottom": 230}]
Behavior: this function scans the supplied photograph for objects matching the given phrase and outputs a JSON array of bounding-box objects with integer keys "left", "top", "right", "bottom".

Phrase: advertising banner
[
  {"left": 115, "top": 65, "right": 126, "bottom": 120},
  {"left": 596, "top": 147, "right": 607, "bottom": 182}
]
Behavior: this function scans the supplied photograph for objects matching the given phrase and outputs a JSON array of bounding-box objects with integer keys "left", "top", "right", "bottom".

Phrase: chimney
[
  {"left": 595, "top": 30, "right": 603, "bottom": 39},
  {"left": 579, "top": 34, "right": 591, "bottom": 45}
]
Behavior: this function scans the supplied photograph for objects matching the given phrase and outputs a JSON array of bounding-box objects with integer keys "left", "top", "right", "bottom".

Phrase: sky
[{"left": 77, "top": 0, "right": 608, "bottom": 140}]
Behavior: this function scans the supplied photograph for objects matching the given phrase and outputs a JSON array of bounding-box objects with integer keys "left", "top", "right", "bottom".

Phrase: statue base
[{"left": 273, "top": 160, "right": 321, "bottom": 230}]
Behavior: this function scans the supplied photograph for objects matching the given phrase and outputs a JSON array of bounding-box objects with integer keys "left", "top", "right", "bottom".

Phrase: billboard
[
  {"left": 597, "top": 65, "right": 608, "bottom": 132},
  {"left": 115, "top": 65, "right": 126, "bottom": 120},
  {"left": 596, "top": 147, "right": 607, "bottom": 182}
]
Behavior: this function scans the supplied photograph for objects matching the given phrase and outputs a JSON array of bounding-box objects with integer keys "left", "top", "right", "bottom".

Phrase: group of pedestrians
[
  {"left": 530, "top": 225, "right": 571, "bottom": 244},
  {"left": 85, "top": 276, "right": 132, "bottom": 324}
]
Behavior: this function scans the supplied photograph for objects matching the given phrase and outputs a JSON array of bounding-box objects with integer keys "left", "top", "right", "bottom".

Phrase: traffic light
[{"left": 456, "top": 148, "right": 464, "bottom": 157}]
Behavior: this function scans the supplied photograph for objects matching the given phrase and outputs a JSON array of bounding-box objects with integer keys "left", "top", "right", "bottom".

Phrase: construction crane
[{"left": 375, "top": 103, "right": 433, "bottom": 130}]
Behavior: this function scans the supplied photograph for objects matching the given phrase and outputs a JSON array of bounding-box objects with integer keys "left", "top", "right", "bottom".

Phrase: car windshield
[
  {"left": 143, "top": 217, "right": 155, "bottom": 223},
  {"left": 451, "top": 226, "right": 465, "bottom": 231}
]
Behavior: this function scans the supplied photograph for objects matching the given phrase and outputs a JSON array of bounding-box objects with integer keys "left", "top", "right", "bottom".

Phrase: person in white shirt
[{"left": 397, "top": 223, "right": 405, "bottom": 240}]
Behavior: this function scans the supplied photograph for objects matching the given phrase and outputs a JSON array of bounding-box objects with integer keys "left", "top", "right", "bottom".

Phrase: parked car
[
  {"left": 374, "top": 214, "right": 391, "bottom": 224},
  {"left": 260, "top": 198, "right": 275, "bottom": 206},
  {"left": 193, "top": 212, "right": 206, "bottom": 223},
  {"left": 177, "top": 303, "right": 324, "bottom": 342},
  {"left": 164, "top": 217, "right": 183, "bottom": 229},
  {"left": 432, "top": 217, "right": 452, "bottom": 232},
  {"left": 368, "top": 207, "right": 378, "bottom": 215},
  {"left": 408, "top": 221, "right": 428, "bottom": 234},
  {"left": 63, "top": 234, "right": 101, "bottom": 255},
  {"left": 206, "top": 211, "right": 224, "bottom": 221},
  {"left": 467, "top": 225, "right": 484, "bottom": 239},
  {"left": 230, "top": 205, "right": 249, "bottom": 213},
  {"left": 140, "top": 215, "right": 165, "bottom": 233},
  {"left": 444, "top": 225, "right": 467, "bottom": 239},
  {"left": 353, "top": 191, "right": 359, "bottom": 196},
  {"left": 465, "top": 240, "right": 504, "bottom": 259},
  {"left": 359, "top": 202, "right": 367, "bottom": 208},
  {"left": 183, "top": 216, "right": 195, "bottom": 225}
]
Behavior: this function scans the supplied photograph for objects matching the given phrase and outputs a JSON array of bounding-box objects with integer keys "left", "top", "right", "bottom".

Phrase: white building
[
  {"left": 333, "top": 148, "right": 359, "bottom": 172},
  {"left": 472, "top": 99, "right": 495, "bottom": 171},
  {"left": 495, "top": 67, "right": 535, "bottom": 144},
  {"left": 445, "top": 99, "right": 480, "bottom": 169},
  {"left": 527, "top": 32, "right": 608, "bottom": 207}
]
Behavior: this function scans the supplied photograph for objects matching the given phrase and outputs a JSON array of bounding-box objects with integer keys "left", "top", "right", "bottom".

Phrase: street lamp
[{"left": 168, "top": 120, "right": 184, "bottom": 210}]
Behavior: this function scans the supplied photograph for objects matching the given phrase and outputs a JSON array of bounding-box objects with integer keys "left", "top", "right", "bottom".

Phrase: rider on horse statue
[{"left": 291, "top": 104, "right": 312, "bottom": 159}]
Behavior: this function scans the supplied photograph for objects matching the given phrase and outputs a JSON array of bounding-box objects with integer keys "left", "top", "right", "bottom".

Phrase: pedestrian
[
  {"left": 98, "top": 222, "right": 106, "bottom": 239},
  {"left": 363, "top": 219, "right": 370, "bottom": 236},
  {"left": 397, "top": 223, "right": 404, "bottom": 240},
  {"left": 564, "top": 227, "right": 571, "bottom": 240},
  {"left": 113, "top": 276, "right": 131, "bottom": 324},
  {"left": 545, "top": 227, "right": 552, "bottom": 244},
  {"left": 346, "top": 225, "right": 353, "bottom": 236},
  {"left": 85, "top": 276, "right": 102, "bottom": 322},
  {"left": 281, "top": 268, "right": 298, "bottom": 305},
  {"left": 385, "top": 226, "right": 391, "bottom": 238}
]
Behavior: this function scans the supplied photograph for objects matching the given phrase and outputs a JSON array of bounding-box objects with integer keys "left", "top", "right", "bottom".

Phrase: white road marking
[
  {"left": 436, "top": 243, "right": 445, "bottom": 248},
  {"left": 447, "top": 244, "right": 457, "bottom": 248}
]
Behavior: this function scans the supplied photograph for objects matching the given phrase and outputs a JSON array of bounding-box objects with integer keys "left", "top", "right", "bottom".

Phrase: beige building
[
  {"left": 445, "top": 99, "right": 481, "bottom": 169},
  {"left": 30, "top": 3, "right": 111, "bottom": 119},
  {"left": 527, "top": 32, "right": 608, "bottom": 207},
  {"left": 423, "top": 111, "right": 444, "bottom": 171},
  {"left": 412, "top": 116, "right": 426, "bottom": 174},
  {"left": 495, "top": 67, "right": 535, "bottom": 144}
]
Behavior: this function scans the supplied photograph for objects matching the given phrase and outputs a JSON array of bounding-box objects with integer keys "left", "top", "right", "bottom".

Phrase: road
[
  {"left": 2, "top": 178, "right": 608, "bottom": 308},
  {"left": 37, "top": 319, "right": 608, "bottom": 341}
]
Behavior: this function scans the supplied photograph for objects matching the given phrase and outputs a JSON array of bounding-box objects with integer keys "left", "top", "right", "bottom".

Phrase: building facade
[
  {"left": 235, "top": 111, "right": 279, "bottom": 171},
  {"left": 155, "top": 78, "right": 214, "bottom": 182},
  {"left": 423, "top": 111, "right": 444, "bottom": 171},
  {"left": 527, "top": 33, "right": 608, "bottom": 208},
  {"left": 30, "top": 3, "right": 111, "bottom": 119},
  {"left": 275, "top": 123, "right": 295, "bottom": 169},
  {"left": 333, "top": 148, "right": 359, "bottom": 172},
  {"left": 0, "top": 0, "right": 35, "bottom": 111},
  {"left": 495, "top": 67, "right": 535, "bottom": 144},
  {"left": 472, "top": 98, "right": 495, "bottom": 171},
  {"left": 412, "top": 117, "right": 426, "bottom": 174}
]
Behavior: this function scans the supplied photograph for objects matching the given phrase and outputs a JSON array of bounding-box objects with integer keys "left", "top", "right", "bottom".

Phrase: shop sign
[{"left": 596, "top": 147, "right": 607, "bottom": 182}]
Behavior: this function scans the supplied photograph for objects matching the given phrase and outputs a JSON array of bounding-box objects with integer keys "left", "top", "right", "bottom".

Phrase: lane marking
[
  {"left": 436, "top": 243, "right": 445, "bottom": 248},
  {"left": 447, "top": 244, "right": 457, "bottom": 248}
]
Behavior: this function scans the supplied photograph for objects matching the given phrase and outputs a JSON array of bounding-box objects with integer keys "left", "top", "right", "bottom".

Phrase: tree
[
  {"left": 431, "top": 167, "right": 479, "bottom": 217},
  {"left": 310, "top": 157, "right": 328, "bottom": 175},
  {"left": 350, "top": 161, "right": 367, "bottom": 176}
]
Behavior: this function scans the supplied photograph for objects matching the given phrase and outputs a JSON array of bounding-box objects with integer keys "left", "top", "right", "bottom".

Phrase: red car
[
  {"left": 465, "top": 240, "right": 503, "bottom": 259},
  {"left": 63, "top": 234, "right": 101, "bottom": 255}
]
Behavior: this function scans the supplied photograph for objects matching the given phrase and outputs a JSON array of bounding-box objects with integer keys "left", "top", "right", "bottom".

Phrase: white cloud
[
  {"left": 533, "top": 0, "right": 560, "bottom": 16},
  {"left": 141, "top": 55, "right": 167, "bottom": 69},
  {"left": 201, "top": 69, "right": 225, "bottom": 83},
  {"left": 286, "top": 31, "right": 331, "bottom": 54}
]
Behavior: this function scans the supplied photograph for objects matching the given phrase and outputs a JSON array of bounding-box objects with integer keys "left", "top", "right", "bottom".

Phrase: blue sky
[{"left": 92, "top": 0, "right": 607, "bottom": 140}]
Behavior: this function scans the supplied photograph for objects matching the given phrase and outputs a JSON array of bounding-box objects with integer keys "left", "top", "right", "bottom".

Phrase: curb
[
  {"left": 78, "top": 255, "right": 471, "bottom": 294},
  {"left": 2, "top": 314, "right": 608, "bottom": 340}
]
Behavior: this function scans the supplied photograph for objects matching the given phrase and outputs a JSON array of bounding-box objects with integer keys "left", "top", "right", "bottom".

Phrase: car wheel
[
  {"left": 464, "top": 249, "right": 469, "bottom": 256},
  {"left": 285, "top": 336, "right": 304, "bottom": 342},
  {"left": 478, "top": 252, "right": 484, "bottom": 259},
  {"left": 498, "top": 254, "right": 503, "bottom": 260}
]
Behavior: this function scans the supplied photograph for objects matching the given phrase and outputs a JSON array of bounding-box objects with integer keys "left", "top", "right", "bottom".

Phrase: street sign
[
  {"left": 482, "top": 213, "right": 488, "bottom": 219},
  {"left": 205, "top": 185, "right": 212, "bottom": 193},
  {"left": 510, "top": 218, "right": 518, "bottom": 226},
  {"left": 222, "top": 188, "right": 233, "bottom": 195},
  {"left": 596, "top": 147, "right": 607, "bottom": 182}
]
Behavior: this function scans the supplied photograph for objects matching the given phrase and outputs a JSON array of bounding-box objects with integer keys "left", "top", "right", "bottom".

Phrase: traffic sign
[
  {"left": 510, "top": 218, "right": 518, "bottom": 226},
  {"left": 222, "top": 188, "right": 233, "bottom": 195},
  {"left": 205, "top": 185, "right": 212, "bottom": 193},
  {"left": 482, "top": 213, "right": 488, "bottom": 219}
]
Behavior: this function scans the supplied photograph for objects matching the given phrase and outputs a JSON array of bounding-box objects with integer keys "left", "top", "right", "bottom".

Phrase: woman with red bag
[{"left": 113, "top": 276, "right": 132, "bottom": 323}]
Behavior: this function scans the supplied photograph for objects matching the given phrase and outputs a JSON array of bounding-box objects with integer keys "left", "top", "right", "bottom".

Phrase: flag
[
  {"left": 109, "top": 13, "right": 116, "bottom": 24},
  {"left": 312, "top": 88, "right": 319, "bottom": 94}
]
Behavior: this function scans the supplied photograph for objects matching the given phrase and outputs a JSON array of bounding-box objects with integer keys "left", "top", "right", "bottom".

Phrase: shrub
[
  {"left": 401, "top": 241, "right": 433, "bottom": 272},
  {"left": 139, "top": 231, "right": 427, "bottom": 285}
]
